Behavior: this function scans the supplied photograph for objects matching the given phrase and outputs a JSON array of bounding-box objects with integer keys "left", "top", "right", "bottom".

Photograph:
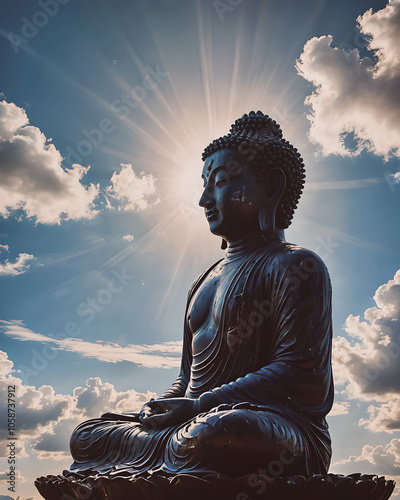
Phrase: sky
[{"left": 0, "top": 0, "right": 399, "bottom": 498}]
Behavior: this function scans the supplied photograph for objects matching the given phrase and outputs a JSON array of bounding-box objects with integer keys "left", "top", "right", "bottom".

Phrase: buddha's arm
[
  {"left": 193, "top": 250, "right": 334, "bottom": 418},
  {"left": 159, "top": 319, "right": 192, "bottom": 398},
  {"left": 155, "top": 261, "right": 221, "bottom": 399},
  {"left": 140, "top": 264, "right": 225, "bottom": 427},
  {"left": 139, "top": 299, "right": 195, "bottom": 426}
]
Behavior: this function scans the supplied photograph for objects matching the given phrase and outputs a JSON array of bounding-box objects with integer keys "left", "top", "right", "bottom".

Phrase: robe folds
[{"left": 69, "top": 241, "right": 334, "bottom": 478}]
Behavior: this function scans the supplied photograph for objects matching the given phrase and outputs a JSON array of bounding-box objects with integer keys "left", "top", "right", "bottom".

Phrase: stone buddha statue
[{"left": 65, "top": 111, "right": 334, "bottom": 481}]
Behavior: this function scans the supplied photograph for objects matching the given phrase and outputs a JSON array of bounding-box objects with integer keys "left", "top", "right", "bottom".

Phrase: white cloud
[
  {"left": 73, "top": 377, "right": 156, "bottom": 419},
  {"left": 0, "top": 252, "right": 35, "bottom": 276},
  {"left": 0, "top": 469, "right": 25, "bottom": 482},
  {"left": 106, "top": 163, "right": 159, "bottom": 211},
  {"left": 0, "top": 470, "right": 26, "bottom": 497},
  {"left": 359, "top": 401, "right": 400, "bottom": 433},
  {"left": 330, "top": 441, "right": 400, "bottom": 498},
  {"left": 0, "top": 350, "right": 15, "bottom": 376},
  {"left": 0, "top": 350, "right": 157, "bottom": 463},
  {"left": 0, "top": 100, "right": 99, "bottom": 224},
  {"left": 31, "top": 379, "right": 156, "bottom": 460},
  {"left": 329, "top": 401, "right": 350, "bottom": 416},
  {"left": 122, "top": 234, "right": 134, "bottom": 242},
  {"left": 0, "top": 244, "right": 9, "bottom": 252},
  {"left": 332, "top": 439, "right": 400, "bottom": 476},
  {"left": 388, "top": 172, "right": 400, "bottom": 184},
  {"left": 0, "top": 353, "right": 75, "bottom": 460},
  {"left": 296, "top": 0, "right": 400, "bottom": 158},
  {"left": 333, "top": 269, "right": 400, "bottom": 432},
  {"left": 0, "top": 320, "right": 181, "bottom": 369}
]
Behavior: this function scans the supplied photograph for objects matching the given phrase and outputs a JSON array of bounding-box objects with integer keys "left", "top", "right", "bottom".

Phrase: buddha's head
[{"left": 199, "top": 111, "right": 305, "bottom": 244}]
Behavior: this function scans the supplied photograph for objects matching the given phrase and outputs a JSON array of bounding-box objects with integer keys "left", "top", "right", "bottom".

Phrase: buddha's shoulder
[
  {"left": 265, "top": 241, "right": 330, "bottom": 276},
  {"left": 187, "top": 258, "right": 224, "bottom": 296}
]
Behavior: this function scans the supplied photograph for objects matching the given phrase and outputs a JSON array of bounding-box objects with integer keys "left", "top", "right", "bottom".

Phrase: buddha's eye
[{"left": 215, "top": 171, "right": 230, "bottom": 187}]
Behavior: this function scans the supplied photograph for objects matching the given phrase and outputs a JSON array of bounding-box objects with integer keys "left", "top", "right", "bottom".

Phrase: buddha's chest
[{"left": 187, "top": 261, "right": 251, "bottom": 354}]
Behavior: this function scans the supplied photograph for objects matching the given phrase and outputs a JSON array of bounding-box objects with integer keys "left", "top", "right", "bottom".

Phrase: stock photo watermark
[
  {"left": 338, "top": 26, "right": 370, "bottom": 54},
  {"left": 6, "top": 384, "right": 17, "bottom": 494},
  {"left": 213, "top": 0, "right": 244, "bottom": 22},
  {"left": 76, "top": 267, "right": 135, "bottom": 323},
  {"left": 63, "top": 64, "right": 168, "bottom": 167},
  {"left": 226, "top": 247, "right": 338, "bottom": 353},
  {"left": 235, "top": 440, "right": 300, "bottom": 500},
  {"left": 18, "top": 266, "right": 135, "bottom": 381},
  {"left": 351, "top": 336, "right": 400, "bottom": 387},
  {"left": 5, "top": 0, "right": 71, "bottom": 54},
  {"left": 384, "top": 170, "right": 400, "bottom": 192}
]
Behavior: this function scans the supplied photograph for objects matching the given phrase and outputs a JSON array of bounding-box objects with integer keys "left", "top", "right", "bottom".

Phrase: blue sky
[{"left": 1, "top": 0, "right": 400, "bottom": 498}]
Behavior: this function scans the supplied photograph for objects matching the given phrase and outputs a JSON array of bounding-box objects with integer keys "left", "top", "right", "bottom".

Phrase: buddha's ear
[
  {"left": 263, "top": 167, "right": 286, "bottom": 206},
  {"left": 259, "top": 168, "right": 286, "bottom": 238}
]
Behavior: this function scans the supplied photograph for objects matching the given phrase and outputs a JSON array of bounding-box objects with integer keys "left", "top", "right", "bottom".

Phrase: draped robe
[{"left": 69, "top": 240, "right": 334, "bottom": 478}]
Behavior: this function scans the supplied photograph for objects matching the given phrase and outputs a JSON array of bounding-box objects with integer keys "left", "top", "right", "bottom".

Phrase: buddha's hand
[{"left": 139, "top": 398, "right": 198, "bottom": 428}]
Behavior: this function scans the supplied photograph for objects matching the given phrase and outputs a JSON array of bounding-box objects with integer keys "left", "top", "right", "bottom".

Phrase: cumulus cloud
[
  {"left": 0, "top": 469, "right": 25, "bottom": 482},
  {"left": 332, "top": 439, "right": 400, "bottom": 476},
  {"left": 0, "top": 320, "right": 181, "bottom": 369},
  {"left": 0, "top": 252, "right": 35, "bottom": 276},
  {"left": 106, "top": 163, "right": 159, "bottom": 211},
  {"left": 0, "top": 350, "right": 157, "bottom": 463},
  {"left": 296, "top": 0, "right": 400, "bottom": 159},
  {"left": 388, "top": 172, "right": 400, "bottom": 185},
  {"left": 31, "top": 379, "right": 156, "bottom": 460},
  {"left": 0, "top": 352, "right": 74, "bottom": 459},
  {"left": 73, "top": 377, "right": 156, "bottom": 419},
  {"left": 360, "top": 402, "right": 400, "bottom": 434},
  {"left": 122, "top": 234, "right": 134, "bottom": 242},
  {"left": 0, "top": 350, "right": 14, "bottom": 376},
  {"left": 0, "top": 244, "right": 36, "bottom": 277},
  {"left": 334, "top": 269, "right": 400, "bottom": 399},
  {"left": 0, "top": 100, "right": 99, "bottom": 224},
  {"left": 329, "top": 401, "right": 350, "bottom": 416},
  {"left": 333, "top": 269, "right": 400, "bottom": 431}
]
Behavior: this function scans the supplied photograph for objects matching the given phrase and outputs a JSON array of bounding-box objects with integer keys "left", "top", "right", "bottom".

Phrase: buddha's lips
[{"left": 206, "top": 209, "right": 218, "bottom": 221}]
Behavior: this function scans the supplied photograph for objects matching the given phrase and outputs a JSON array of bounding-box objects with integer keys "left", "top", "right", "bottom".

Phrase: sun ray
[
  {"left": 152, "top": 228, "right": 192, "bottom": 325},
  {"left": 140, "top": 23, "right": 198, "bottom": 140},
  {"left": 121, "top": 43, "right": 182, "bottom": 124},
  {"left": 227, "top": 34, "right": 242, "bottom": 121},
  {"left": 196, "top": 0, "right": 215, "bottom": 137},
  {"left": 302, "top": 217, "right": 389, "bottom": 253},
  {"left": 305, "top": 178, "right": 384, "bottom": 190}
]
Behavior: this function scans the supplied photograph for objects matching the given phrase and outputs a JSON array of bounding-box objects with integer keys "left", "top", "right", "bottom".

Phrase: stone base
[{"left": 35, "top": 472, "right": 395, "bottom": 500}]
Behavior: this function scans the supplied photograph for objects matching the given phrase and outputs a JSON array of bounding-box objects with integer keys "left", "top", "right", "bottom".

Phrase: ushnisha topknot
[{"left": 202, "top": 110, "right": 306, "bottom": 229}]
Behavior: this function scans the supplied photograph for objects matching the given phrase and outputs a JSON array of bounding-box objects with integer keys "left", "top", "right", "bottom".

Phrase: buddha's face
[{"left": 199, "top": 149, "right": 265, "bottom": 242}]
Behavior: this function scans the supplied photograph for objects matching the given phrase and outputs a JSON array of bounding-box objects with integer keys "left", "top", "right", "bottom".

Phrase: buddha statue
[{"left": 64, "top": 111, "right": 333, "bottom": 481}]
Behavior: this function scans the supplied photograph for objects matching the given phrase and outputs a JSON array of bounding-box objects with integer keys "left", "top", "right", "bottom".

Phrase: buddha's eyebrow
[
  {"left": 201, "top": 159, "right": 214, "bottom": 180},
  {"left": 201, "top": 165, "right": 227, "bottom": 185}
]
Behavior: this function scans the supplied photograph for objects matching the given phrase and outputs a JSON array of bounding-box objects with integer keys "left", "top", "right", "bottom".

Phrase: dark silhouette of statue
[
  {"left": 36, "top": 111, "right": 395, "bottom": 499},
  {"left": 67, "top": 111, "right": 334, "bottom": 479}
]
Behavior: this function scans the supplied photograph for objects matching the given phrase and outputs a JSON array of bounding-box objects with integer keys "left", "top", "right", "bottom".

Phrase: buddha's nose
[{"left": 199, "top": 188, "right": 213, "bottom": 208}]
